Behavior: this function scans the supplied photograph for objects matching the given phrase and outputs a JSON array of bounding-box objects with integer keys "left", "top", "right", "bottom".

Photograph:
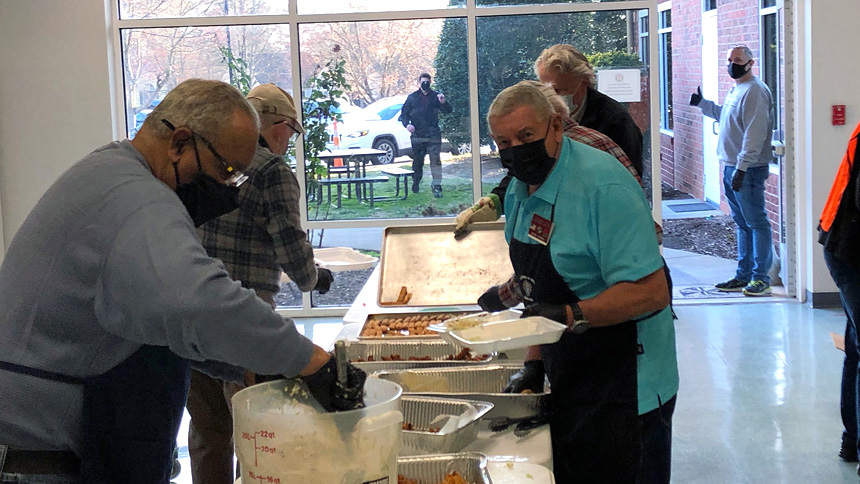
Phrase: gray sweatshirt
[
  {"left": 0, "top": 140, "right": 314, "bottom": 453},
  {"left": 698, "top": 76, "right": 774, "bottom": 171}
]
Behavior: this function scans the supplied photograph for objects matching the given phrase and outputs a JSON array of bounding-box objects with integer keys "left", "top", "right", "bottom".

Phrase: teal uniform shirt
[{"left": 504, "top": 136, "right": 679, "bottom": 414}]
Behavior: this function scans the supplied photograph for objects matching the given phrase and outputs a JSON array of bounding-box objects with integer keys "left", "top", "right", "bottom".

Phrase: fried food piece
[
  {"left": 403, "top": 292, "right": 413, "bottom": 304},
  {"left": 397, "top": 286, "right": 408, "bottom": 303}
]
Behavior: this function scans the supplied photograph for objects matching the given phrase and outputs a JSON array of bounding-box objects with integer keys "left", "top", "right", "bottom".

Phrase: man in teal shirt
[{"left": 482, "top": 81, "right": 678, "bottom": 483}]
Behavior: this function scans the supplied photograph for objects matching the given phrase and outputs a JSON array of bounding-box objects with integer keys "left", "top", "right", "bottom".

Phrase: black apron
[
  {"left": 0, "top": 345, "right": 189, "bottom": 483},
  {"left": 510, "top": 204, "right": 640, "bottom": 484}
]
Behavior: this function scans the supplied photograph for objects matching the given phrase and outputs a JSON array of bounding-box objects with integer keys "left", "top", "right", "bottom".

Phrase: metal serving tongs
[{"left": 334, "top": 340, "right": 349, "bottom": 386}]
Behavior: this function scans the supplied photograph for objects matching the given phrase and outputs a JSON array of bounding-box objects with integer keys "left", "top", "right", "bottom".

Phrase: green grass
[{"left": 307, "top": 160, "right": 503, "bottom": 221}]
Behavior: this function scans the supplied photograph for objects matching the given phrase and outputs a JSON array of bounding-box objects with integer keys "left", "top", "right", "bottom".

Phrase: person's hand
[
  {"left": 478, "top": 286, "right": 506, "bottom": 312},
  {"left": 521, "top": 303, "right": 568, "bottom": 325},
  {"left": 731, "top": 169, "right": 746, "bottom": 192},
  {"left": 301, "top": 356, "right": 367, "bottom": 412},
  {"left": 453, "top": 196, "right": 499, "bottom": 234},
  {"left": 503, "top": 360, "right": 545, "bottom": 394},
  {"left": 690, "top": 86, "right": 703, "bottom": 106},
  {"left": 406, "top": 124, "right": 415, "bottom": 133},
  {"left": 437, "top": 92, "right": 446, "bottom": 104},
  {"left": 314, "top": 267, "right": 334, "bottom": 294}
]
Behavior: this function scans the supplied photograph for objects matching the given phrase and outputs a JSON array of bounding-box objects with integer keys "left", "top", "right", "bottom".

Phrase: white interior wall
[
  {"left": 0, "top": 0, "right": 854, "bottom": 299},
  {"left": 0, "top": 0, "right": 114, "bottom": 259},
  {"left": 795, "top": 0, "right": 860, "bottom": 297}
]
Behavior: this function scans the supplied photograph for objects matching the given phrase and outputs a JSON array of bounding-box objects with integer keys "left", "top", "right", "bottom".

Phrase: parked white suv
[{"left": 328, "top": 95, "right": 463, "bottom": 165}]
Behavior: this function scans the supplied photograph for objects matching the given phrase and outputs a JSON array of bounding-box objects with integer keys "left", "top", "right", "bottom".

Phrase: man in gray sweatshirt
[{"left": 690, "top": 45, "right": 775, "bottom": 297}]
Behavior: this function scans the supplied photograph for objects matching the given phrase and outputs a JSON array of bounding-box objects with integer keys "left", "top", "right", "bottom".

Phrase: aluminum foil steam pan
[
  {"left": 397, "top": 452, "right": 492, "bottom": 484},
  {"left": 374, "top": 365, "right": 548, "bottom": 420},
  {"left": 400, "top": 396, "right": 494, "bottom": 456},
  {"left": 349, "top": 340, "right": 496, "bottom": 374}
]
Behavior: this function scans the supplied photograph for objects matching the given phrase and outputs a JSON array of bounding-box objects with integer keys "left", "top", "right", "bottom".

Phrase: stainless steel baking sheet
[
  {"left": 397, "top": 452, "right": 492, "bottom": 484},
  {"left": 374, "top": 365, "right": 548, "bottom": 420},
  {"left": 400, "top": 397, "right": 494, "bottom": 456},
  {"left": 378, "top": 223, "right": 513, "bottom": 307}
]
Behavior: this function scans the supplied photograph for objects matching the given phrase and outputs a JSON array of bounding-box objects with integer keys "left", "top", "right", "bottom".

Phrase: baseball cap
[{"left": 247, "top": 83, "right": 304, "bottom": 133}]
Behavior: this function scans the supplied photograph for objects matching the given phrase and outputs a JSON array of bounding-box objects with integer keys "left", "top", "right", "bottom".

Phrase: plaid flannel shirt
[
  {"left": 563, "top": 117, "right": 642, "bottom": 185},
  {"left": 199, "top": 141, "right": 318, "bottom": 294}
]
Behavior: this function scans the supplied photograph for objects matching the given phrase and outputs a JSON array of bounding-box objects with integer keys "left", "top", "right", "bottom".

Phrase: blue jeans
[
  {"left": 723, "top": 165, "right": 773, "bottom": 284},
  {"left": 824, "top": 249, "right": 860, "bottom": 455}
]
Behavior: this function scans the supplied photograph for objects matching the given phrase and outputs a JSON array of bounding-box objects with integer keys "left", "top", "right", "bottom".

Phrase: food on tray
[
  {"left": 398, "top": 471, "right": 469, "bottom": 484},
  {"left": 401, "top": 422, "right": 440, "bottom": 433},
  {"left": 360, "top": 313, "right": 458, "bottom": 338},
  {"left": 352, "top": 347, "right": 489, "bottom": 362},
  {"left": 382, "top": 286, "right": 414, "bottom": 306},
  {"left": 446, "top": 316, "right": 486, "bottom": 331}
]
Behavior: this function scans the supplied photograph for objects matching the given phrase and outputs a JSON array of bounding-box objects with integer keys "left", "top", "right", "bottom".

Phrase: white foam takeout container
[{"left": 436, "top": 310, "right": 567, "bottom": 353}]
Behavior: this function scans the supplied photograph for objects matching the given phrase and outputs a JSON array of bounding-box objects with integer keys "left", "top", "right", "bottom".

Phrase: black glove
[
  {"left": 478, "top": 286, "right": 506, "bottom": 312},
  {"left": 690, "top": 86, "right": 703, "bottom": 106},
  {"left": 503, "top": 360, "right": 545, "bottom": 394},
  {"left": 731, "top": 169, "right": 746, "bottom": 192},
  {"left": 521, "top": 303, "right": 568, "bottom": 325},
  {"left": 314, "top": 268, "right": 334, "bottom": 294},
  {"left": 301, "top": 357, "right": 367, "bottom": 412}
]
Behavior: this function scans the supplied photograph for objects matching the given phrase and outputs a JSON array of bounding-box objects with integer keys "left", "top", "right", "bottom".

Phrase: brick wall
[{"left": 666, "top": 0, "right": 782, "bottom": 250}]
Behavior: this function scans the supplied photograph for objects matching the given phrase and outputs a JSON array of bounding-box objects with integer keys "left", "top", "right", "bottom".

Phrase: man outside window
[
  {"left": 690, "top": 45, "right": 775, "bottom": 296},
  {"left": 399, "top": 72, "right": 452, "bottom": 198},
  {"left": 189, "top": 83, "right": 335, "bottom": 484}
]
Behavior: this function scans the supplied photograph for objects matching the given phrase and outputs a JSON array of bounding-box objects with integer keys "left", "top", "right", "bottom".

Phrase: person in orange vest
[{"left": 820, "top": 120, "right": 860, "bottom": 472}]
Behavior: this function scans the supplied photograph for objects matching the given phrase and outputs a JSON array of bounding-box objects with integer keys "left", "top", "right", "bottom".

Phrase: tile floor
[{"left": 172, "top": 302, "right": 859, "bottom": 484}]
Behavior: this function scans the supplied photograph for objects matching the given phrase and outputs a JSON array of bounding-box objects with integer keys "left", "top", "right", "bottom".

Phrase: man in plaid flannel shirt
[{"left": 188, "top": 83, "right": 334, "bottom": 484}]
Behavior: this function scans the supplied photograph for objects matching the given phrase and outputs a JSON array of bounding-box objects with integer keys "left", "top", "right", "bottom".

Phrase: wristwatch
[{"left": 567, "top": 303, "right": 590, "bottom": 334}]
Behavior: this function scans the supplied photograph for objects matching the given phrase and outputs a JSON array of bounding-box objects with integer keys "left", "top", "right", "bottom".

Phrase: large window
[
  {"left": 658, "top": 3, "right": 673, "bottom": 131},
  {"left": 114, "top": 0, "right": 659, "bottom": 312}
]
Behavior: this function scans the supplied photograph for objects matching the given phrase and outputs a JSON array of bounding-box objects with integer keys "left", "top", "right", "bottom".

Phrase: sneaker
[
  {"left": 840, "top": 436, "right": 859, "bottom": 462},
  {"left": 412, "top": 179, "right": 420, "bottom": 194},
  {"left": 714, "top": 277, "right": 748, "bottom": 292},
  {"left": 432, "top": 186, "right": 443, "bottom": 198},
  {"left": 742, "top": 280, "right": 772, "bottom": 297}
]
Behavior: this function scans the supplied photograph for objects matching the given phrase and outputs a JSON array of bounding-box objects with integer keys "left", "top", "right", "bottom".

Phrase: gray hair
[
  {"left": 144, "top": 79, "right": 260, "bottom": 140},
  {"left": 519, "top": 80, "right": 570, "bottom": 118},
  {"left": 730, "top": 45, "right": 754, "bottom": 61},
  {"left": 534, "top": 44, "right": 596, "bottom": 88},
  {"left": 487, "top": 81, "right": 556, "bottom": 131}
]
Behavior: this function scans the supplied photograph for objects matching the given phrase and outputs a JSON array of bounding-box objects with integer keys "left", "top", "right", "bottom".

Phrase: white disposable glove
[{"left": 454, "top": 195, "right": 501, "bottom": 233}]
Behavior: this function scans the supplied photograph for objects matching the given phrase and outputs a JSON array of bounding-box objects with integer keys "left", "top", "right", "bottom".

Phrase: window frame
[
  {"left": 109, "top": 0, "right": 666, "bottom": 315},
  {"left": 657, "top": 2, "right": 672, "bottom": 133}
]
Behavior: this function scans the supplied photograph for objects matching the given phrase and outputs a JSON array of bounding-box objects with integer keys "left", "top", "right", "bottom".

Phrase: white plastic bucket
[{"left": 232, "top": 377, "right": 403, "bottom": 484}]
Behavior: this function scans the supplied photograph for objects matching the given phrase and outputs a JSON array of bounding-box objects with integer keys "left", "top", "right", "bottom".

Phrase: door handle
[{"left": 712, "top": 121, "right": 719, "bottom": 136}]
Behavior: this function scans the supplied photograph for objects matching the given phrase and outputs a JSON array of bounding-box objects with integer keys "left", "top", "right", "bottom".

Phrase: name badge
[{"left": 528, "top": 213, "right": 554, "bottom": 245}]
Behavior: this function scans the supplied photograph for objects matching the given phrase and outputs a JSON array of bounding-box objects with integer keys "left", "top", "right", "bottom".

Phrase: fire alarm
[{"left": 833, "top": 105, "right": 846, "bottom": 126}]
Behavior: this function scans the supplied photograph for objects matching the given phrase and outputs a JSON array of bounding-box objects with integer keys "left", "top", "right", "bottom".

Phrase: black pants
[
  {"left": 411, "top": 139, "right": 442, "bottom": 187},
  {"left": 638, "top": 395, "right": 677, "bottom": 484}
]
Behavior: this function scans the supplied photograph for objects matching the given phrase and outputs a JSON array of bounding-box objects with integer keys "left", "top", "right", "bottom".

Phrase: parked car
[{"left": 327, "top": 95, "right": 466, "bottom": 165}]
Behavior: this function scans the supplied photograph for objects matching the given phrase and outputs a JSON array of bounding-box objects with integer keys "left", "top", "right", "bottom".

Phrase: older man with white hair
[
  {"left": 0, "top": 79, "right": 364, "bottom": 484},
  {"left": 482, "top": 81, "right": 672, "bottom": 483}
]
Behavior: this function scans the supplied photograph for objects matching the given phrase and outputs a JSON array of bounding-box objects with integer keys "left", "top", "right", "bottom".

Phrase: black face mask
[
  {"left": 728, "top": 60, "right": 751, "bottom": 79},
  {"left": 420, "top": 80, "right": 431, "bottom": 91},
  {"left": 173, "top": 136, "right": 240, "bottom": 227},
  {"left": 498, "top": 123, "right": 558, "bottom": 185}
]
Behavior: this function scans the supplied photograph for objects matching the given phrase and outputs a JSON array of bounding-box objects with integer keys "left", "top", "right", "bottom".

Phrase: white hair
[
  {"left": 144, "top": 79, "right": 260, "bottom": 140},
  {"left": 487, "top": 81, "right": 556, "bottom": 131},
  {"left": 534, "top": 44, "right": 596, "bottom": 88}
]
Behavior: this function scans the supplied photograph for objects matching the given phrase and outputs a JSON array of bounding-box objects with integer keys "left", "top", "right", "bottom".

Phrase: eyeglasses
[{"left": 162, "top": 119, "right": 248, "bottom": 186}]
